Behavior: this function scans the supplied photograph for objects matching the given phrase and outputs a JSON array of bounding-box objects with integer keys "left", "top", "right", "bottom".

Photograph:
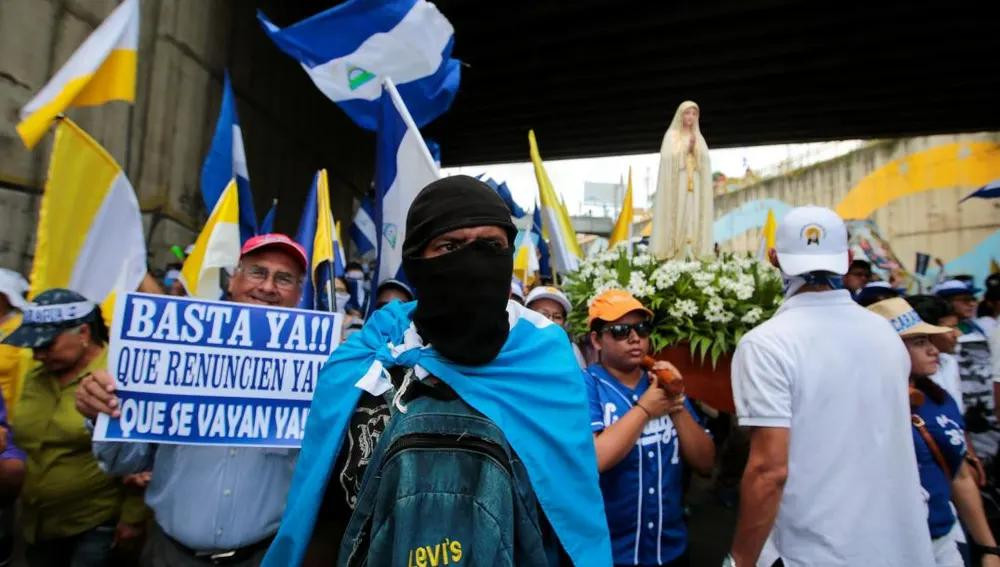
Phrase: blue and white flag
[
  {"left": 257, "top": 0, "right": 461, "bottom": 130},
  {"left": 260, "top": 199, "right": 278, "bottom": 235},
  {"left": 349, "top": 194, "right": 377, "bottom": 257},
  {"left": 371, "top": 78, "right": 439, "bottom": 292},
  {"left": 960, "top": 178, "right": 1000, "bottom": 202},
  {"left": 478, "top": 175, "right": 526, "bottom": 218},
  {"left": 262, "top": 300, "right": 612, "bottom": 567},
  {"left": 201, "top": 72, "right": 257, "bottom": 243}
]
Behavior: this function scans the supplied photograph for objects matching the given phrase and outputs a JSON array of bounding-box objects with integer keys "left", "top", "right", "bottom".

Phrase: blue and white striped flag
[
  {"left": 257, "top": 0, "right": 461, "bottom": 130},
  {"left": 349, "top": 194, "right": 377, "bottom": 256},
  {"left": 478, "top": 175, "right": 526, "bottom": 218},
  {"left": 371, "top": 78, "right": 439, "bottom": 294},
  {"left": 201, "top": 72, "right": 257, "bottom": 243}
]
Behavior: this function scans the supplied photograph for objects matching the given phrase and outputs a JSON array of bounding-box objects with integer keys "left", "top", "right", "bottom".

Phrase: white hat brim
[
  {"left": 776, "top": 250, "right": 849, "bottom": 276},
  {"left": 525, "top": 291, "right": 571, "bottom": 314}
]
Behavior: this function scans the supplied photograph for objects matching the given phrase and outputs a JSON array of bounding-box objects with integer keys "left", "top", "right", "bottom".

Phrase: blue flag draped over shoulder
[{"left": 263, "top": 301, "right": 612, "bottom": 566}]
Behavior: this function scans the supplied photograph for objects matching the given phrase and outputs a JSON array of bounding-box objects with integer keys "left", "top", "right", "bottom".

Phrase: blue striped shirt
[{"left": 93, "top": 441, "right": 295, "bottom": 551}]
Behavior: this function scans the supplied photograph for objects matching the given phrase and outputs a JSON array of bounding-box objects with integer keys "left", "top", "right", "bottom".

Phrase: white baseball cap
[
  {"left": 525, "top": 285, "right": 572, "bottom": 314},
  {"left": 774, "top": 206, "right": 849, "bottom": 276}
]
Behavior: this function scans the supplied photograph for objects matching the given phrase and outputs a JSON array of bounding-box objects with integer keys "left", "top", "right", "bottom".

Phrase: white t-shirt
[
  {"left": 732, "top": 290, "right": 934, "bottom": 567},
  {"left": 976, "top": 315, "right": 998, "bottom": 339},
  {"left": 931, "top": 352, "right": 964, "bottom": 413}
]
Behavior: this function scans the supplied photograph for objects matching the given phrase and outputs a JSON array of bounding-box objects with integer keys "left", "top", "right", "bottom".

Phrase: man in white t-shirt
[{"left": 725, "top": 206, "right": 933, "bottom": 567}]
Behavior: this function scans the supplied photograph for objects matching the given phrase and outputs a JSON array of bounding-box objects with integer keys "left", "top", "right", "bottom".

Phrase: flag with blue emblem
[
  {"left": 262, "top": 300, "right": 613, "bottom": 567},
  {"left": 295, "top": 169, "right": 345, "bottom": 311},
  {"left": 349, "top": 194, "right": 377, "bottom": 257},
  {"left": 257, "top": 0, "right": 461, "bottom": 130},
  {"left": 371, "top": 78, "right": 439, "bottom": 293},
  {"left": 478, "top": 175, "right": 526, "bottom": 218},
  {"left": 201, "top": 72, "right": 257, "bottom": 243}
]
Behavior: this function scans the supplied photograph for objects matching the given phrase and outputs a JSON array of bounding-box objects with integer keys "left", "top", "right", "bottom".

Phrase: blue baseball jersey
[
  {"left": 912, "top": 391, "right": 966, "bottom": 538},
  {"left": 584, "top": 363, "right": 705, "bottom": 566}
]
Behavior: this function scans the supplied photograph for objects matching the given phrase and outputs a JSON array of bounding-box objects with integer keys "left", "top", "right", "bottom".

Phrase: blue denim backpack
[{"left": 338, "top": 383, "right": 563, "bottom": 566}]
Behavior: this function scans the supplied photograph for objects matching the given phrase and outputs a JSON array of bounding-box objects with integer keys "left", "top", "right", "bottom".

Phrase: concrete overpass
[{"left": 2, "top": 1, "right": 998, "bottom": 274}]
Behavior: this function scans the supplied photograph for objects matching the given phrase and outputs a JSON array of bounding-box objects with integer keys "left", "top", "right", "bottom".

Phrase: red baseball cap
[{"left": 241, "top": 233, "right": 308, "bottom": 272}]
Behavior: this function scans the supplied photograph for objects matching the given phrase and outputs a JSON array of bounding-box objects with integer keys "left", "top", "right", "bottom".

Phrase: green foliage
[{"left": 563, "top": 245, "right": 784, "bottom": 357}]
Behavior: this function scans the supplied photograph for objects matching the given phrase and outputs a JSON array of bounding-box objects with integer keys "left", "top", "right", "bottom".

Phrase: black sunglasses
[{"left": 601, "top": 321, "right": 653, "bottom": 340}]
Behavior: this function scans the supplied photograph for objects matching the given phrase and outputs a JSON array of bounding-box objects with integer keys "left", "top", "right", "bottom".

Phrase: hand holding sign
[
  {"left": 76, "top": 370, "right": 120, "bottom": 419},
  {"left": 92, "top": 293, "right": 342, "bottom": 448}
]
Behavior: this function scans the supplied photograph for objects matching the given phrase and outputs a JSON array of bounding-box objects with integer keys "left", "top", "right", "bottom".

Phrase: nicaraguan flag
[
  {"left": 370, "top": 78, "right": 439, "bottom": 294},
  {"left": 960, "top": 178, "right": 1000, "bottom": 202},
  {"left": 262, "top": 300, "right": 613, "bottom": 567},
  {"left": 201, "top": 72, "right": 257, "bottom": 243},
  {"left": 257, "top": 0, "right": 461, "bottom": 130},
  {"left": 349, "top": 194, "right": 377, "bottom": 257},
  {"left": 478, "top": 175, "right": 526, "bottom": 218},
  {"left": 260, "top": 199, "right": 278, "bottom": 235}
]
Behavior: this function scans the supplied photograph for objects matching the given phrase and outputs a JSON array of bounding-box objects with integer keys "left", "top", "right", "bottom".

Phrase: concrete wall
[
  {"left": 0, "top": 0, "right": 373, "bottom": 281},
  {"left": 714, "top": 132, "right": 1000, "bottom": 279}
]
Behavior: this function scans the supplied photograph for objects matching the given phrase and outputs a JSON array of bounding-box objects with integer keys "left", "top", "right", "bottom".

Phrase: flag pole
[{"left": 124, "top": 104, "right": 135, "bottom": 176}]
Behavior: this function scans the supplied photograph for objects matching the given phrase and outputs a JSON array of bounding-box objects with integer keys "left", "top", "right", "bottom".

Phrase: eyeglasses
[
  {"left": 237, "top": 265, "right": 301, "bottom": 290},
  {"left": 601, "top": 321, "right": 652, "bottom": 340}
]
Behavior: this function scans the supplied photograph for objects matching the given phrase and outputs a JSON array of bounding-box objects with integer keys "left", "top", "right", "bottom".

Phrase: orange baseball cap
[{"left": 587, "top": 289, "right": 654, "bottom": 326}]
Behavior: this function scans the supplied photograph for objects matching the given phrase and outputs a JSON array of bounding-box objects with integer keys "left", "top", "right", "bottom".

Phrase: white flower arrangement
[{"left": 565, "top": 248, "right": 784, "bottom": 363}]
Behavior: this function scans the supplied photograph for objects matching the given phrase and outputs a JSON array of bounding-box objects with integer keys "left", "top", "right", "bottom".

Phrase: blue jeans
[{"left": 25, "top": 524, "right": 115, "bottom": 567}]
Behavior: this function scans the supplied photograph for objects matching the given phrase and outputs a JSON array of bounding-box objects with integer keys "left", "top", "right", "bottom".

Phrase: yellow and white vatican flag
[
  {"left": 528, "top": 130, "right": 583, "bottom": 273},
  {"left": 757, "top": 208, "right": 777, "bottom": 259},
  {"left": 513, "top": 231, "right": 541, "bottom": 286},
  {"left": 16, "top": 0, "right": 139, "bottom": 149},
  {"left": 180, "top": 180, "right": 241, "bottom": 299},
  {"left": 608, "top": 167, "right": 634, "bottom": 249},
  {"left": 29, "top": 118, "right": 146, "bottom": 304}
]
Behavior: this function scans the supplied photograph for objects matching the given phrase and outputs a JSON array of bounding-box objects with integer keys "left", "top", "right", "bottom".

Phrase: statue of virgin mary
[{"left": 649, "top": 101, "right": 713, "bottom": 259}]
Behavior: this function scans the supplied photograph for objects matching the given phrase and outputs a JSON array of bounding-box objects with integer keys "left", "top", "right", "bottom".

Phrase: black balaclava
[{"left": 401, "top": 175, "right": 517, "bottom": 365}]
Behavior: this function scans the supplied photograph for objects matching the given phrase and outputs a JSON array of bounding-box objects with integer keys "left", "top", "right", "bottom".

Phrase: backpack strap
[{"left": 912, "top": 414, "right": 952, "bottom": 479}]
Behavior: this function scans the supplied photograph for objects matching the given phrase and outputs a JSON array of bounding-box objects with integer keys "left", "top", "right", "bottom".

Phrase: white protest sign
[{"left": 94, "top": 292, "right": 342, "bottom": 447}]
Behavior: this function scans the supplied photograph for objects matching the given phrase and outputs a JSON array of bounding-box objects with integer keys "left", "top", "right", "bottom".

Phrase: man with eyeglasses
[
  {"left": 584, "top": 289, "right": 714, "bottom": 567},
  {"left": 75, "top": 233, "right": 308, "bottom": 567}
]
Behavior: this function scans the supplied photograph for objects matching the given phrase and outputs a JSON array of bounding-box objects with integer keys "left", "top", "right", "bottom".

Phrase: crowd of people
[{"left": 0, "top": 176, "right": 998, "bottom": 566}]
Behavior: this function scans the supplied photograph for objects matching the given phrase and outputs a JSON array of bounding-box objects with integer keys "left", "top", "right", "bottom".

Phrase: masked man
[{"left": 264, "top": 176, "right": 611, "bottom": 566}]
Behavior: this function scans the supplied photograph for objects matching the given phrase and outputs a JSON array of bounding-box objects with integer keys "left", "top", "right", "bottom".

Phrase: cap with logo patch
[
  {"left": 774, "top": 205, "right": 849, "bottom": 276},
  {"left": 868, "top": 297, "right": 952, "bottom": 337},
  {"left": 2, "top": 288, "right": 100, "bottom": 348}
]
